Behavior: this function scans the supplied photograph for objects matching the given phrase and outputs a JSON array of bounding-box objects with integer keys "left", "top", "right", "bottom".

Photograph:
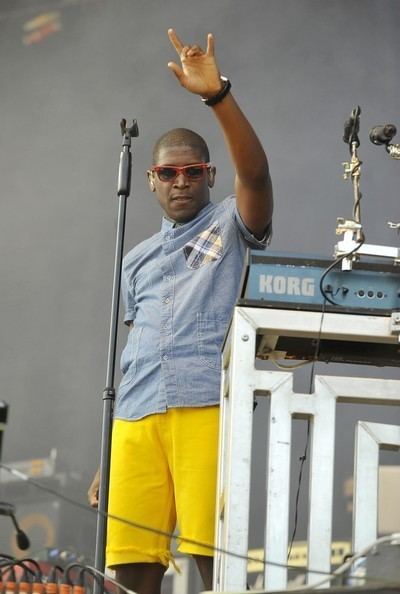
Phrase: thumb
[{"left": 168, "top": 61, "right": 185, "bottom": 85}]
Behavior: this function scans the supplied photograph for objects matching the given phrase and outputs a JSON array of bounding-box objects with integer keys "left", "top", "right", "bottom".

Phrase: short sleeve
[
  {"left": 233, "top": 201, "right": 272, "bottom": 249},
  {"left": 121, "top": 266, "right": 136, "bottom": 325}
]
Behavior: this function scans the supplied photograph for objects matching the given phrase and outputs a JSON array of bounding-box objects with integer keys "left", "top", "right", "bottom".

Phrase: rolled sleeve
[{"left": 233, "top": 203, "right": 272, "bottom": 249}]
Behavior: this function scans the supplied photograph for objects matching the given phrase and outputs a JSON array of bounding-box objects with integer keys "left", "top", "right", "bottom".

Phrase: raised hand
[{"left": 167, "top": 29, "right": 223, "bottom": 99}]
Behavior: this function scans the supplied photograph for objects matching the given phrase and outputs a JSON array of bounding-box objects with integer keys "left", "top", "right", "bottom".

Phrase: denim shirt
[{"left": 115, "top": 196, "right": 270, "bottom": 420}]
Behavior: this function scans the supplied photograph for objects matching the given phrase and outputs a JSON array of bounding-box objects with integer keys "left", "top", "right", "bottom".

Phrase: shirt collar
[{"left": 161, "top": 201, "right": 214, "bottom": 232}]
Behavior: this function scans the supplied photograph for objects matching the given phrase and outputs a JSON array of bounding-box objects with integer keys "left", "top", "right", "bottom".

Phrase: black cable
[
  {"left": 0, "top": 462, "right": 336, "bottom": 578},
  {"left": 287, "top": 419, "right": 310, "bottom": 562},
  {"left": 288, "top": 238, "right": 364, "bottom": 558},
  {"left": 0, "top": 460, "right": 397, "bottom": 588},
  {"left": 79, "top": 566, "right": 113, "bottom": 594},
  {"left": 287, "top": 299, "right": 326, "bottom": 560},
  {"left": 319, "top": 239, "right": 365, "bottom": 305}
]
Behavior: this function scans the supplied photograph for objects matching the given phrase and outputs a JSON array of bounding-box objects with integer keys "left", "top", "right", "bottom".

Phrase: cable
[
  {"left": 0, "top": 560, "right": 36, "bottom": 577},
  {"left": 271, "top": 358, "right": 312, "bottom": 370},
  {"left": 319, "top": 240, "right": 365, "bottom": 305},
  {"left": 0, "top": 462, "right": 337, "bottom": 578},
  {"left": 306, "top": 533, "right": 400, "bottom": 590},
  {"left": 0, "top": 465, "right": 399, "bottom": 589},
  {"left": 287, "top": 299, "right": 326, "bottom": 560},
  {"left": 84, "top": 566, "right": 137, "bottom": 594},
  {"left": 287, "top": 238, "right": 370, "bottom": 564},
  {"left": 78, "top": 567, "right": 113, "bottom": 594},
  {"left": 287, "top": 420, "right": 310, "bottom": 562}
]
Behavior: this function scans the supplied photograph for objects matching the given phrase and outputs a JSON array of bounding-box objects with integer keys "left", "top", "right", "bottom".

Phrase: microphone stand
[
  {"left": 335, "top": 108, "right": 400, "bottom": 268},
  {"left": 0, "top": 401, "right": 8, "bottom": 460},
  {"left": 93, "top": 119, "right": 139, "bottom": 594},
  {"left": 335, "top": 106, "right": 365, "bottom": 270}
]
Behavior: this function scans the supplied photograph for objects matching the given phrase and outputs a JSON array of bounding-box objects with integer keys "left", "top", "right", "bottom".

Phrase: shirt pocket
[
  {"left": 197, "top": 312, "right": 230, "bottom": 370},
  {"left": 183, "top": 221, "right": 223, "bottom": 270},
  {"left": 119, "top": 326, "right": 143, "bottom": 385}
]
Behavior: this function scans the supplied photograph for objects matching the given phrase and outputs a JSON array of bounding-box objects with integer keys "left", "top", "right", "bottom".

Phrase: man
[{"left": 89, "top": 29, "right": 273, "bottom": 594}]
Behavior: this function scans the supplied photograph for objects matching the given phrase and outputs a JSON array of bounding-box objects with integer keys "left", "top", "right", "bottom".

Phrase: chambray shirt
[{"left": 115, "top": 196, "right": 270, "bottom": 421}]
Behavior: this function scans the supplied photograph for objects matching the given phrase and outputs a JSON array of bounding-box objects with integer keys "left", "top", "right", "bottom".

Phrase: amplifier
[
  {"left": 237, "top": 250, "right": 400, "bottom": 367},
  {"left": 239, "top": 250, "right": 400, "bottom": 315}
]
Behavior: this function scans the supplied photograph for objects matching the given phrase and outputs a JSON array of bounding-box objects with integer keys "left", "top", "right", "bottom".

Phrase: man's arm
[{"left": 167, "top": 29, "right": 272, "bottom": 239}]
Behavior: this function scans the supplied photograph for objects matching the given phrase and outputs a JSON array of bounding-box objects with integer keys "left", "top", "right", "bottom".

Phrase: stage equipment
[
  {"left": 240, "top": 252, "right": 400, "bottom": 315},
  {"left": 335, "top": 108, "right": 399, "bottom": 269},
  {"left": 237, "top": 107, "right": 399, "bottom": 368},
  {"left": 370, "top": 122, "right": 400, "bottom": 160},
  {"left": 93, "top": 119, "right": 138, "bottom": 594},
  {"left": 238, "top": 250, "right": 400, "bottom": 367},
  {"left": 211, "top": 108, "right": 400, "bottom": 593}
]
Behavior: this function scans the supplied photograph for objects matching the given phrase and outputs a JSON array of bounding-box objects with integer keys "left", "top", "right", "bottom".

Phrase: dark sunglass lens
[
  {"left": 186, "top": 166, "right": 204, "bottom": 179},
  {"left": 157, "top": 167, "right": 176, "bottom": 181}
]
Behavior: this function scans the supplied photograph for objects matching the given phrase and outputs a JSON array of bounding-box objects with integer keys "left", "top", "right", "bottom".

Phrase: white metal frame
[
  {"left": 211, "top": 306, "right": 400, "bottom": 593},
  {"left": 353, "top": 421, "right": 400, "bottom": 553}
]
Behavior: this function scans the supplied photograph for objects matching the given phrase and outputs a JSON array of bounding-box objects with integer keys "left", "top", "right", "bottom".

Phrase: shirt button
[
  {"left": 162, "top": 354, "right": 168, "bottom": 361},
  {"left": 164, "top": 297, "right": 170, "bottom": 304}
]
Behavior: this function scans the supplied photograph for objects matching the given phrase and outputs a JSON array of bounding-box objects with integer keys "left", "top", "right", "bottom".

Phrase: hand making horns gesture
[{"left": 167, "top": 28, "right": 223, "bottom": 99}]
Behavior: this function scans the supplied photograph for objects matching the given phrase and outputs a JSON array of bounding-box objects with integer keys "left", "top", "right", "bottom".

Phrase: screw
[{"left": 242, "top": 334, "right": 249, "bottom": 342}]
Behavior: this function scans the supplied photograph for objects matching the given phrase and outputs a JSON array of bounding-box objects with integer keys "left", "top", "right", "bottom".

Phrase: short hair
[{"left": 152, "top": 128, "right": 210, "bottom": 164}]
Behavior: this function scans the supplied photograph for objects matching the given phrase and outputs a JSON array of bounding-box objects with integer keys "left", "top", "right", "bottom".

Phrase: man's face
[{"left": 148, "top": 145, "right": 215, "bottom": 223}]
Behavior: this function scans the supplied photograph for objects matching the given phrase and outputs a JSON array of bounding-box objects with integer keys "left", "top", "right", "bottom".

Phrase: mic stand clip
[{"left": 386, "top": 143, "right": 400, "bottom": 160}]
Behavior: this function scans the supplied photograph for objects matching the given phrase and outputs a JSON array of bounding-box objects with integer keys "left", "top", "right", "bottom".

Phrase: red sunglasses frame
[{"left": 150, "top": 162, "right": 212, "bottom": 182}]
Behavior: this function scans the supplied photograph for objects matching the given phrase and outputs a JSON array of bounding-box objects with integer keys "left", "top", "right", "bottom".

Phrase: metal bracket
[{"left": 390, "top": 311, "right": 400, "bottom": 340}]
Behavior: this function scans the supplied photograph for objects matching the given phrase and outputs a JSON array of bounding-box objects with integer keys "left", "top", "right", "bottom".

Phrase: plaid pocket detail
[{"left": 183, "top": 221, "right": 223, "bottom": 269}]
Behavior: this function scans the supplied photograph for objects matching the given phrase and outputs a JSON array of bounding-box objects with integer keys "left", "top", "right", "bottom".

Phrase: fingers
[
  {"left": 90, "top": 496, "right": 99, "bottom": 509},
  {"left": 88, "top": 469, "right": 100, "bottom": 507},
  {"left": 206, "top": 33, "right": 214, "bottom": 56},
  {"left": 168, "top": 28, "right": 184, "bottom": 55},
  {"left": 88, "top": 488, "right": 99, "bottom": 507},
  {"left": 167, "top": 61, "right": 185, "bottom": 85},
  {"left": 186, "top": 44, "right": 203, "bottom": 57},
  {"left": 168, "top": 28, "right": 213, "bottom": 58}
]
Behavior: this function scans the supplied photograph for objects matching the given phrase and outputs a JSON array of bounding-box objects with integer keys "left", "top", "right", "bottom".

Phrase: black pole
[
  {"left": 0, "top": 401, "right": 8, "bottom": 462},
  {"left": 93, "top": 120, "right": 139, "bottom": 594}
]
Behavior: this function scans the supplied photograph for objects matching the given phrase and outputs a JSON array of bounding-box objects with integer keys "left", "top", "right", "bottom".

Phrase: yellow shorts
[{"left": 106, "top": 406, "right": 219, "bottom": 568}]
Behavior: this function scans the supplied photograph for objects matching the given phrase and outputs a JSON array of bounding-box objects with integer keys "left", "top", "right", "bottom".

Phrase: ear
[
  {"left": 207, "top": 165, "right": 216, "bottom": 188},
  {"left": 147, "top": 170, "right": 156, "bottom": 192}
]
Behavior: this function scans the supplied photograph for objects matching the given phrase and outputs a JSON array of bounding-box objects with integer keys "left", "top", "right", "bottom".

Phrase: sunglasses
[{"left": 150, "top": 162, "right": 211, "bottom": 182}]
